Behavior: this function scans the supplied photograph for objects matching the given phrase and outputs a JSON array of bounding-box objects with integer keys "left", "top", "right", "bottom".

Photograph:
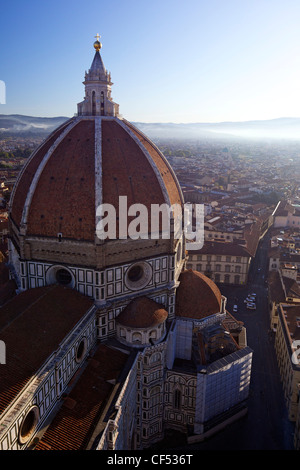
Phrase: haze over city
[{"left": 1, "top": 0, "right": 300, "bottom": 128}]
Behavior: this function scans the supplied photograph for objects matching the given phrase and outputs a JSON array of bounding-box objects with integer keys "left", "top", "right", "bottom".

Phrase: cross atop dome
[
  {"left": 77, "top": 36, "right": 119, "bottom": 117},
  {"left": 93, "top": 33, "right": 102, "bottom": 51}
]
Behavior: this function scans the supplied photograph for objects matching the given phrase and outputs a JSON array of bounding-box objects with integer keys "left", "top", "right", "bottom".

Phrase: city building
[
  {"left": 186, "top": 241, "right": 251, "bottom": 285},
  {"left": 274, "top": 303, "right": 300, "bottom": 422},
  {"left": 0, "top": 37, "right": 253, "bottom": 451},
  {"left": 267, "top": 270, "right": 300, "bottom": 331},
  {"left": 273, "top": 200, "right": 300, "bottom": 229}
]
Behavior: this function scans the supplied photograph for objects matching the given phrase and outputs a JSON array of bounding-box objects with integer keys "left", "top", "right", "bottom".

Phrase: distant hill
[
  {"left": 1, "top": 114, "right": 300, "bottom": 141},
  {"left": 0, "top": 114, "right": 69, "bottom": 138},
  {"left": 133, "top": 117, "right": 300, "bottom": 141}
]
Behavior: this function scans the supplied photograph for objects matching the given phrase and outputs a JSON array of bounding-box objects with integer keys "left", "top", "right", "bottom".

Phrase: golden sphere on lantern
[{"left": 93, "top": 34, "right": 102, "bottom": 51}]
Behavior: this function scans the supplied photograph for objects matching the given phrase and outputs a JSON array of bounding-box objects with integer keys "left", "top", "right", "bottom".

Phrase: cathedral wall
[
  {"left": 7, "top": 239, "right": 21, "bottom": 287},
  {"left": 22, "top": 238, "right": 96, "bottom": 267},
  {"left": 136, "top": 344, "right": 168, "bottom": 449},
  {"left": 97, "top": 363, "right": 138, "bottom": 450},
  {"left": 165, "top": 321, "right": 177, "bottom": 369},
  {"left": 175, "top": 319, "right": 193, "bottom": 360},
  {"left": 164, "top": 371, "right": 197, "bottom": 433},
  {"left": 17, "top": 252, "right": 176, "bottom": 309},
  {"left": 194, "top": 347, "right": 253, "bottom": 434},
  {"left": 97, "top": 287, "right": 174, "bottom": 342},
  {"left": 0, "top": 307, "right": 97, "bottom": 450},
  {"left": 98, "top": 238, "right": 175, "bottom": 269}
]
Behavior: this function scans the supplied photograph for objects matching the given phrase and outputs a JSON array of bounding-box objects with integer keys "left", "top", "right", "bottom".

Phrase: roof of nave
[
  {"left": 0, "top": 285, "right": 93, "bottom": 416},
  {"left": 34, "top": 343, "right": 130, "bottom": 451}
]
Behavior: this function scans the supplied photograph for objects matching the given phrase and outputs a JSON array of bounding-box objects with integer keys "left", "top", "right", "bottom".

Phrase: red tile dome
[
  {"left": 9, "top": 117, "right": 183, "bottom": 241},
  {"left": 116, "top": 296, "right": 168, "bottom": 328},
  {"left": 176, "top": 270, "right": 222, "bottom": 319}
]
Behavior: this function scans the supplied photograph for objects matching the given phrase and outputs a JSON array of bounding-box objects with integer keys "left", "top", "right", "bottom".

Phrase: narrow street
[{"left": 186, "top": 232, "right": 295, "bottom": 450}]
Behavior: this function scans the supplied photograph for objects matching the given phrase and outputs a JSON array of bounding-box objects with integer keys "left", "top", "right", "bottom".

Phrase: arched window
[
  {"left": 150, "top": 352, "right": 161, "bottom": 364},
  {"left": 101, "top": 91, "right": 105, "bottom": 115},
  {"left": 132, "top": 332, "right": 142, "bottom": 343},
  {"left": 174, "top": 389, "right": 181, "bottom": 410},
  {"left": 149, "top": 330, "right": 157, "bottom": 342},
  {"left": 92, "top": 91, "right": 96, "bottom": 115}
]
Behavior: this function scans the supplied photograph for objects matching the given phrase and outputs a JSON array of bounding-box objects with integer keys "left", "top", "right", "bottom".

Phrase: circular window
[
  {"left": 125, "top": 262, "right": 152, "bottom": 291},
  {"left": 56, "top": 268, "right": 72, "bottom": 285},
  {"left": 18, "top": 406, "right": 39, "bottom": 445},
  {"left": 127, "top": 264, "right": 143, "bottom": 282},
  {"left": 46, "top": 265, "right": 75, "bottom": 288},
  {"left": 76, "top": 337, "right": 87, "bottom": 363}
]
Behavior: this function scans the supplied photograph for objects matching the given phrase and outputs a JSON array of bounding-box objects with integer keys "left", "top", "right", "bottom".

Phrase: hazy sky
[{"left": 1, "top": 0, "right": 300, "bottom": 123}]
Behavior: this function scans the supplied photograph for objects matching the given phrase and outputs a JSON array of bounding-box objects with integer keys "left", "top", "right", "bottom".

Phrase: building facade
[
  {"left": 186, "top": 242, "right": 251, "bottom": 285},
  {"left": 274, "top": 303, "right": 300, "bottom": 422}
]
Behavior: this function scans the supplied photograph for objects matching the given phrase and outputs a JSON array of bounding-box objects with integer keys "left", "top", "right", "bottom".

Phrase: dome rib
[
  {"left": 10, "top": 118, "right": 74, "bottom": 228},
  {"left": 26, "top": 119, "right": 96, "bottom": 240},
  {"left": 122, "top": 119, "right": 184, "bottom": 208},
  {"left": 10, "top": 116, "right": 183, "bottom": 242}
]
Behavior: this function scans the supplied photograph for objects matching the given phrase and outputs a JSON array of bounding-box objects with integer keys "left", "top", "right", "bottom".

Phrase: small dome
[
  {"left": 176, "top": 269, "right": 222, "bottom": 319},
  {"left": 116, "top": 296, "right": 168, "bottom": 328}
]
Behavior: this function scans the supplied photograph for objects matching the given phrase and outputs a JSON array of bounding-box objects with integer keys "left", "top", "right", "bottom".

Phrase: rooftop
[
  {"left": 0, "top": 285, "right": 93, "bottom": 415},
  {"left": 116, "top": 296, "right": 168, "bottom": 328},
  {"left": 35, "top": 343, "right": 130, "bottom": 450},
  {"left": 176, "top": 269, "right": 222, "bottom": 319}
]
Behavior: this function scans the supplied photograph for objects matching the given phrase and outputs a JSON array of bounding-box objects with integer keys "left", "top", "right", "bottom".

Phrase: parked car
[
  {"left": 247, "top": 303, "right": 256, "bottom": 310},
  {"left": 233, "top": 305, "right": 238, "bottom": 313}
]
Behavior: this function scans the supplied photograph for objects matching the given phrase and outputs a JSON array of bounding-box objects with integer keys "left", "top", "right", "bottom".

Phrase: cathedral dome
[
  {"left": 7, "top": 37, "right": 185, "bottom": 300},
  {"left": 9, "top": 39, "right": 183, "bottom": 245},
  {"left": 9, "top": 117, "right": 182, "bottom": 242},
  {"left": 175, "top": 270, "right": 223, "bottom": 319}
]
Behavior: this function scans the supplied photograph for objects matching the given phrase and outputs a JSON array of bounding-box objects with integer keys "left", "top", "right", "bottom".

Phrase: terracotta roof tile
[
  {"left": 191, "top": 240, "right": 251, "bottom": 257},
  {"left": 0, "top": 285, "right": 93, "bottom": 415},
  {"left": 176, "top": 269, "right": 222, "bottom": 319},
  {"left": 10, "top": 117, "right": 183, "bottom": 242},
  {"left": 35, "top": 344, "right": 129, "bottom": 450},
  {"left": 10, "top": 120, "right": 72, "bottom": 228},
  {"left": 27, "top": 120, "right": 95, "bottom": 240},
  {"left": 123, "top": 119, "right": 183, "bottom": 207},
  {"left": 101, "top": 120, "right": 167, "bottom": 236},
  {"left": 116, "top": 296, "right": 168, "bottom": 328}
]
